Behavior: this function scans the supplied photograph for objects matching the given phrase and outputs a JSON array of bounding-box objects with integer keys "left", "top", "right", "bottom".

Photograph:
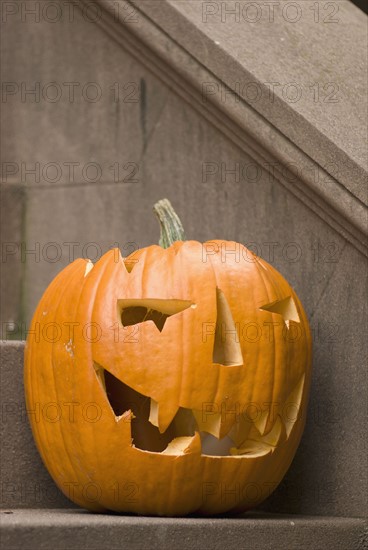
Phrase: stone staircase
[{"left": 1, "top": 1, "right": 367, "bottom": 548}]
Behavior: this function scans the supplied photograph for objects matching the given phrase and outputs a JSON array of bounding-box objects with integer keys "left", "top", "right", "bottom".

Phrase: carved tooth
[
  {"left": 253, "top": 408, "right": 269, "bottom": 436},
  {"left": 259, "top": 416, "right": 283, "bottom": 446},
  {"left": 149, "top": 399, "right": 195, "bottom": 434},
  {"left": 149, "top": 398, "right": 159, "bottom": 428},
  {"left": 116, "top": 410, "right": 134, "bottom": 424},
  {"left": 162, "top": 432, "right": 201, "bottom": 455},
  {"left": 193, "top": 409, "right": 222, "bottom": 438},
  {"left": 157, "top": 401, "right": 180, "bottom": 434},
  {"left": 231, "top": 415, "right": 284, "bottom": 457},
  {"left": 193, "top": 408, "right": 236, "bottom": 439},
  {"left": 219, "top": 416, "right": 237, "bottom": 439},
  {"left": 230, "top": 441, "right": 273, "bottom": 458},
  {"left": 228, "top": 415, "right": 253, "bottom": 447}
]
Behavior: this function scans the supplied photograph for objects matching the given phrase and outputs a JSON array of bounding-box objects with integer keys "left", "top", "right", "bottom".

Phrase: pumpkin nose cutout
[
  {"left": 213, "top": 288, "right": 243, "bottom": 367},
  {"left": 117, "top": 298, "right": 195, "bottom": 332}
]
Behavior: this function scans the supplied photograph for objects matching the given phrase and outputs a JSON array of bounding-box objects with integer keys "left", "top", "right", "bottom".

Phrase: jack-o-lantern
[{"left": 24, "top": 199, "right": 312, "bottom": 516}]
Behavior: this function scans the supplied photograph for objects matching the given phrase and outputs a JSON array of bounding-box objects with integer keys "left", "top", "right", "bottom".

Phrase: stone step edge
[{"left": 1, "top": 509, "right": 367, "bottom": 550}]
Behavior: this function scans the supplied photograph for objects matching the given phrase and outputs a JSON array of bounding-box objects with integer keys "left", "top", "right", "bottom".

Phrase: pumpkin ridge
[
  {"left": 50, "top": 260, "right": 97, "bottom": 503},
  {"left": 25, "top": 259, "right": 92, "bottom": 508}
]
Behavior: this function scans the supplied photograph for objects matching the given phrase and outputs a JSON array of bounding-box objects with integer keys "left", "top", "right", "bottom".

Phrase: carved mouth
[{"left": 93, "top": 363, "right": 291, "bottom": 457}]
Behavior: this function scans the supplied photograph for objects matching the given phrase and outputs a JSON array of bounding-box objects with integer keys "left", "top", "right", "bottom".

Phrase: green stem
[{"left": 153, "top": 198, "right": 186, "bottom": 248}]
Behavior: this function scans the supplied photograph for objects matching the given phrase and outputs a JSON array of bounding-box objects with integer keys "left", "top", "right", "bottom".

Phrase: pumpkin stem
[{"left": 153, "top": 199, "right": 186, "bottom": 248}]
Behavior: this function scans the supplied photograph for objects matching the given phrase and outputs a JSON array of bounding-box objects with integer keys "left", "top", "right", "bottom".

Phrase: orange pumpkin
[{"left": 24, "top": 199, "right": 312, "bottom": 516}]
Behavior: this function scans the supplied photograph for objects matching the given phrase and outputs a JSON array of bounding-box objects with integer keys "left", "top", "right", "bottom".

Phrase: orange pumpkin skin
[{"left": 24, "top": 240, "right": 312, "bottom": 516}]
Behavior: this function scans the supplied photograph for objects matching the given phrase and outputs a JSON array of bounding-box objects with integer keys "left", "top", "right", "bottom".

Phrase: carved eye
[
  {"left": 260, "top": 296, "right": 300, "bottom": 328},
  {"left": 117, "top": 299, "right": 195, "bottom": 332}
]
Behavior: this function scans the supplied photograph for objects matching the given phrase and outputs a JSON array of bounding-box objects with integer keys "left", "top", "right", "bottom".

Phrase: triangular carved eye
[
  {"left": 118, "top": 299, "right": 195, "bottom": 332},
  {"left": 260, "top": 296, "right": 300, "bottom": 327},
  {"left": 213, "top": 288, "right": 243, "bottom": 367}
]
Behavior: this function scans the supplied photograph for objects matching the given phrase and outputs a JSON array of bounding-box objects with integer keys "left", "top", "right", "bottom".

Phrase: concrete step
[{"left": 1, "top": 509, "right": 366, "bottom": 550}]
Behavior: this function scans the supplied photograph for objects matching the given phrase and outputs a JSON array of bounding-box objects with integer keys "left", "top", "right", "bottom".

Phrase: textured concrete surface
[
  {"left": 133, "top": 0, "right": 368, "bottom": 198},
  {"left": 1, "top": 509, "right": 367, "bottom": 550},
  {"left": 89, "top": 0, "right": 367, "bottom": 252},
  {"left": 1, "top": 339, "right": 367, "bottom": 518},
  {"left": 0, "top": 342, "right": 75, "bottom": 510},
  {"left": 0, "top": 186, "right": 25, "bottom": 336}
]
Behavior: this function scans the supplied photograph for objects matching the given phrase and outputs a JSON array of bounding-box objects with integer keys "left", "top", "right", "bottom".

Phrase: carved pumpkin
[{"left": 24, "top": 199, "right": 312, "bottom": 516}]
